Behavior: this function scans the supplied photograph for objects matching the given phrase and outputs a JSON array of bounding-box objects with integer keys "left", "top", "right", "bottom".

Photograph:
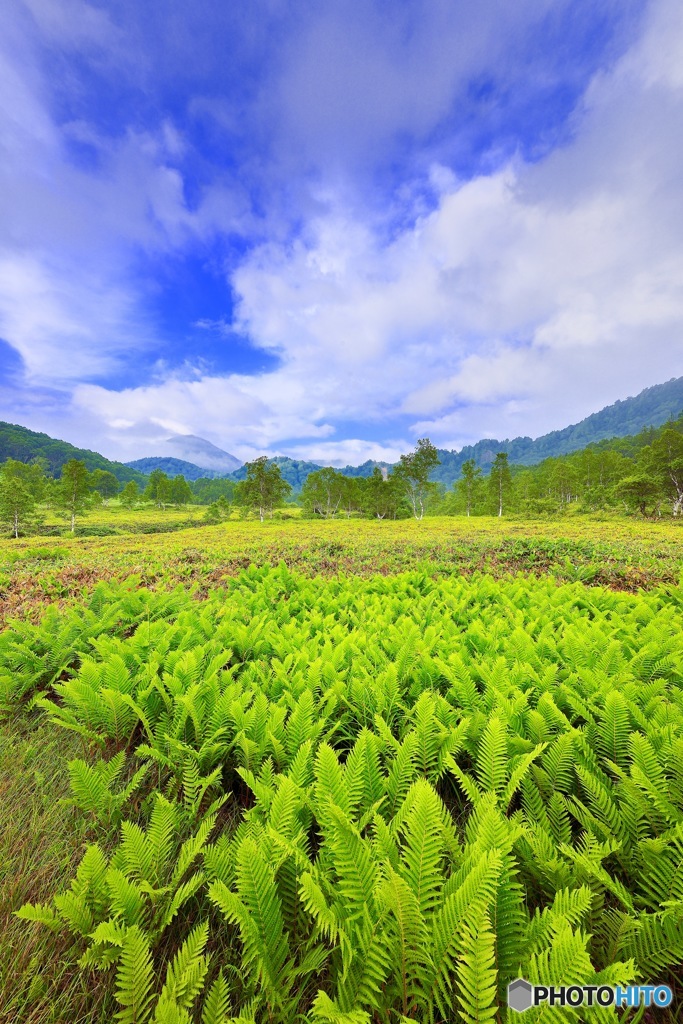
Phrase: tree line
[
  {"left": 0, "top": 460, "right": 194, "bottom": 537},
  {"left": 1, "top": 417, "right": 682, "bottom": 536},
  {"left": 0, "top": 441, "right": 440, "bottom": 536},
  {"left": 435, "top": 419, "right": 683, "bottom": 519}
]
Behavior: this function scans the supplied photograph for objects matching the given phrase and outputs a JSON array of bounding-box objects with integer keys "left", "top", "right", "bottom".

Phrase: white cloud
[
  {"left": 283, "top": 439, "right": 405, "bottom": 467},
  {"left": 0, "top": 251, "right": 152, "bottom": 381},
  {"left": 71, "top": 374, "right": 336, "bottom": 462},
  {"left": 0, "top": 3, "right": 249, "bottom": 388},
  {"left": 3, "top": 0, "right": 683, "bottom": 463},
  {"left": 221, "top": 0, "right": 683, "bottom": 450}
]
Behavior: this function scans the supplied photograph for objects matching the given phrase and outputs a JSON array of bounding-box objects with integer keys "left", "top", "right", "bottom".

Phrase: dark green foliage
[
  {"left": 170, "top": 476, "right": 193, "bottom": 507},
  {"left": 127, "top": 458, "right": 224, "bottom": 481},
  {"left": 301, "top": 468, "right": 347, "bottom": 518},
  {"left": 0, "top": 421, "right": 146, "bottom": 485},
  {"left": 90, "top": 470, "right": 120, "bottom": 500},
  {"left": 359, "top": 467, "right": 407, "bottom": 520},
  {"left": 191, "top": 479, "right": 236, "bottom": 505}
]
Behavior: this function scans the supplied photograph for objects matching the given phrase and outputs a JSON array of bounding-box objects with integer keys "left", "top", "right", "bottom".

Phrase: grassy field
[
  {"left": 2, "top": 515, "right": 683, "bottom": 1023},
  {"left": 1, "top": 514, "right": 682, "bottom": 625}
]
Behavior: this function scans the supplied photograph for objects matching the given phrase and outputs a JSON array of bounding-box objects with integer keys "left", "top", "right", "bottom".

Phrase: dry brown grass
[{"left": 0, "top": 716, "right": 115, "bottom": 1024}]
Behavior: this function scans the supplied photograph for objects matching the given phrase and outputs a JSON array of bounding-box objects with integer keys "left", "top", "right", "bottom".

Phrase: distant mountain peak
[{"left": 163, "top": 434, "right": 242, "bottom": 473}]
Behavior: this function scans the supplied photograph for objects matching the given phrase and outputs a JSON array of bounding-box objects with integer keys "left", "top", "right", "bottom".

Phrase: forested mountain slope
[
  {"left": 0, "top": 422, "right": 146, "bottom": 485},
  {"left": 432, "top": 375, "right": 683, "bottom": 483}
]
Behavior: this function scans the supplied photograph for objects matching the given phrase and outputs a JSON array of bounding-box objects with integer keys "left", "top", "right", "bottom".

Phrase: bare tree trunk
[
  {"left": 71, "top": 510, "right": 75, "bottom": 532},
  {"left": 14, "top": 510, "right": 18, "bottom": 539}
]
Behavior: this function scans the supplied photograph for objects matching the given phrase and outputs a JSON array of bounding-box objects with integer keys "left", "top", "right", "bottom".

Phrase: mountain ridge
[{"left": 125, "top": 457, "right": 226, "bottom": 481}]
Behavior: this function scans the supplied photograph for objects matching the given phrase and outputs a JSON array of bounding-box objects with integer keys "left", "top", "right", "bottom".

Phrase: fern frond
[
  {"left": 209, "top": 837, "right": 289, "bottom": 1005},
  {"left": 379, "top": 867, "right": 430, "bottom": 1016},
  {"left": 397, "top": 779, "right": 445, "bottom": 917},
  {"left": 114, "top": 924, "right": 155, "bottom": 1024},
  {"left": 158, "top": 920, "right": 210, "bottom": 1010},
  {"left": 476, "top": 717, "right": 508, "bottom": 796},
  {"left": 14, "top": 902, "right": 61, "bottom": 930},
  {"left": 455, "top": 906, "right": 497, "bottom": 1024},
  {"left": 430, "top": 851, "right": 501, "bottom": 1017},
  {"left": 310, "top": 991, "right": 371, "bottom": 1023},
  {"left": 201, "top": 971, "right": 231, "bottom": 1024}
]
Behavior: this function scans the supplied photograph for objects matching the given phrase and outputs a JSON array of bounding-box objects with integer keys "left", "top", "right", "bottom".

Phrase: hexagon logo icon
[{"left": 508, "top": 978, "right": 533, "bottom": 1013}]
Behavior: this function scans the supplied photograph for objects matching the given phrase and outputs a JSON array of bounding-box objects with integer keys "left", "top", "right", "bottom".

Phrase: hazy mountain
[{"left": 162, "top": 435, "right": 242, "bottom": 473}]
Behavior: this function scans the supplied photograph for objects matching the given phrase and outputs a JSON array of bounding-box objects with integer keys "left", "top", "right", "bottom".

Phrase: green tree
[
  {"left": 204, "top": 495, "right": 232, "bottom": 523},
  {"left": 511, "top": 469, "right": 536, "bottom": 514},
  {"left": 0, "top": 471, "right": 37, "bottom": 537},
  {"left": 144, "top": 469, "right": 172, "bottom": 508},
  {"left": 170, "top": 475, "right": 193, "bottom": 506},
  {"left": 394, "top": 438, "right": 440, "bottom": 520},
  {"left": 235, "top": 457, "right": 292, "bottom": 521},
  {"left": 615, "top": 475, "right": 662, "bottom": 517},
  {"left": 643, "top": 428, "right": 683, "bottom": 516},
  {"left": 1, "top": 456, "right": 49, "bottom": 498},
  {"left": 55, "top": 459, "right": 91, "bottom": 532},
  {"left": 340, "top": 475, "right": 363, "bottom": 518},
  {"left": 457, "top": 459, "right": 482, "bottom": 517},
  {"left": 550, "top": 460, "right": 579, "bottom": 505},
  {"left": 360, "top": 467, "right": 404, "bottom": 519},
  {"left": 89, "top": 469, "right": 119, "bottom": 503},
  {"left": 301, "top": 467, "right": 345, "bottom": 518},
  {"left": 119, "top": 480, "right": 139, "bottom": 509},
  {"left": 488, "top": 452, "right": 512, "bottom": 517}
]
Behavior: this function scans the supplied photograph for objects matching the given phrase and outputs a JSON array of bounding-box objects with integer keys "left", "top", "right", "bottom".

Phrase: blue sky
[{"left": 2, "top": 0, "right": 683, "bottom": 465}]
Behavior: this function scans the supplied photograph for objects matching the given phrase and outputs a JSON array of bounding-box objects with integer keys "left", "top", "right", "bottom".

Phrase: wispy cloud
[{"left": 3, "top": 0, "right": 679, "bottom": 465}]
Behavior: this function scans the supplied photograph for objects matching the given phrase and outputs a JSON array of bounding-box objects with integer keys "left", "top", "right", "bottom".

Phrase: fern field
[
  {"left": 3, "top": 560, "right": 683, "bottom": 1022},
  {"left": 2, "top": 516, "right": 682, "bottom": 626}
]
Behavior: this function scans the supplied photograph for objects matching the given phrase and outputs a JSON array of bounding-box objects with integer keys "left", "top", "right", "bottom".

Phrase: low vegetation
[
  {"left": 0, "top": 512, "right": 682, "bottom": 1021},
  {"left": 2, "top": 402, "right": 683, "bottom": 1024}
]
